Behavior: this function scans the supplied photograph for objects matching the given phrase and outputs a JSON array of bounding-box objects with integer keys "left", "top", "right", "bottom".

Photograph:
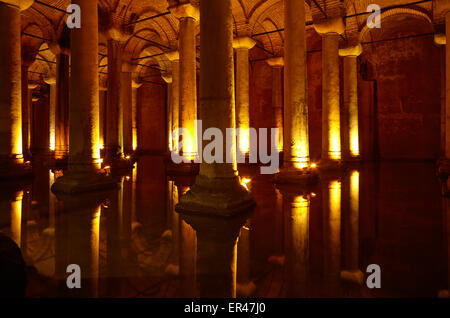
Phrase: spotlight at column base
[
  {"left": 51, "top": 170, "right": 118, "bottom": 194},
  {"left": 0, "top": 158, "right": 32, "bottom": 180},
  {"left": 274, "top": 167, "right": 319, "bottom": 185},
  {"left": 175, "top": 175, "right": 255, "bottom": 217}
]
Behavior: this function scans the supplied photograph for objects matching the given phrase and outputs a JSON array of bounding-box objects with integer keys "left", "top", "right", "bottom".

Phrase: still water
[{"left": 0, "top": 155, "right": 448, "bottom": 297}]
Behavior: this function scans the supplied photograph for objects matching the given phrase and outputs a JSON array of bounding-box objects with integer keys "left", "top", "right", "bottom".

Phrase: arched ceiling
[{"left": 19, "top": 0, "right": 444, "bottom": 84}]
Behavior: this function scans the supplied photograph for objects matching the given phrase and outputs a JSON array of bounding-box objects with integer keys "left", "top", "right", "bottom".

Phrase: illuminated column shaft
[
  {"left": 162, "top": 72, "right": 173, "bottom": 152},
  {"left": 166, "top": 52, "right": 180, "bottom": 153},
  {"left": 233, "top": 37, "right": 256, "bottom": 154},
  {"left": 446, "top": 12, "right": 450, "bottom": 158},
  {"left": 44, "top": 78, "right": 57, "bottom": 154},
  {"left": 266, "top": 58, "right": 284, "bottom": 153},
  {"left": 284, "top": 0, "right": 309, "bottom": 168},
  {"left": 106, "top": 40, "right": 123, "bottom": 162},
  {"left": 121, "top": 72, "right": 133, "bottom": 155},
  {"left": 67, "top": 0, "right": 101, "bottom": 172},
  {"left": 131, "top": 81, "right": 141, "bottom": 152},
  {"left": 21, "top": 64, "right": 31, "bottom": 159},
  {"left": 173, "top": 4, "right": 198, "bottom": 159},
  {"left": 322, "top": 33, "right": 341, "bottom": 161},
  {"left": 340, "top": 45, "right": 362, "bottom": 159},
  {"left": 0, "top": 3, "right": 24, "bottom": 162},
  {"left": 55, "top": 53, "right": 70, "bottom": 159}
]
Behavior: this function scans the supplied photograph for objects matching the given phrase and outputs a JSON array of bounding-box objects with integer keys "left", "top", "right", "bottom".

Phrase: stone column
[
  {"left": 52, "top": 0, "right": 116, "bottom": 194},
  {"left": 233, "top": 37, "right": 256, "bottom": 155},
  {"left": 131, "top": 80, "right": 141, "bottom": 152},
  {"left": 105, "top": 39, "right": 124, "bottom": 164},
  {"left": 121, "top": 71, "right": 133, "bottom": 156},
  {"left": 0, "top": 0, "right": 33, "bottom": 178},
  {"left": 162, "top": 72, "right": 173, "bottom": 153},
  {"left": 21, "top": 61, "right": 34, "bottom": 161},
  {"left": 434, "top": 34, "right": 446, "bottom": 158},
  {"left": 266, "top": 57, "right": 284, "bottom": 153},
  {"left": 172, "top": 4, "right": 198, "bottom": 161},
  {"left": 175, "top": 0, "right": 254, "bottom": 217},
  {"left": 274, "top": 0, "right": 317, "bottom": 184},
  {"left": 166, "top": 51, "right": 180, "bottom": 153},
  {"left": 55, "top": 52, "right": 70, "bottom": 160},
  {"left": 446, "top": 12, "right": 450, "bottom": 161},
  {"left": 314, "top": 17, "right": 345, "bottom": 166},
  {"left": 339, "top": 44, "right": 362, "bottom": 161},
  {"left": 44, "top": 77, "right": 57, "bottom": 156}
]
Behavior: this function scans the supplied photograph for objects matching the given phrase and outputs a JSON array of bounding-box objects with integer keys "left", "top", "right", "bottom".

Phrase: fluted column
[
  {"left": 106, "top": 39, "right": 124, "bottom": 163},
  {"left": 176, "top": 0, "right": 254, "bottom": 217},
  {"left": 233, "top": 37, "right": 256, "bottom": 155},
  {"left": 314, "top": 17, "right": 345, "bottom": 165},
  {"left": 266, "top": 57, "right": 284, "bottom": 153},
  {"left": 0, "top": 1, "right": 33, "bottom": 178},
  {"left": 166, "top": 51, "right": 180, "bottom": 153},
  {"left": 52, "top": 0, "right": 116, "bottom": 194},
  {"left": 339, "top": 44, "right": 362, "bottom": 160},
  {"left": 172, "top": 4, "right": 198, "bottom": 161}
]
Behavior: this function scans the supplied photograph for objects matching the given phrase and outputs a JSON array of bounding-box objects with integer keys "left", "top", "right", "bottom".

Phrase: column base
[
  {"left": 166, "top": 161, "right": 200, "bottom": 177},
  {"left": 340, "top": 269, "right": 364, "bottom": 285},
  {"left": 51, "top": 170, "right": 118, "bottom": 194},
  {"left": 318, "top": 158, "right": 345, "bottom": 171},
  {"left": 437, "top": 157, "right": 450, "bottom": 177},
  {"left": 175, "top": 175, "right": 255, "bottom": 217},
  {"left": 0, "top": 159, "right": 32, "bottom": 180},
  {"left": 274, "top": 167, "right": 319, "bottom": 185}
]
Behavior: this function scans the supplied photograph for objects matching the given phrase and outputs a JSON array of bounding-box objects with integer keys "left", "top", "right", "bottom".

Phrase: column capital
[
  {"left": 28, "top": 83, "right": 38, "bottom": 90},
  {"left": 434, "top": 33, "right": 446, "bottom": 45},
  {"left": 0, "top": 0, "right": 33, "bottom": 10},
  {"left": 166, "top": 51, "right": 180, "bottom": 62},
  {"left": 170, "top": 3, "right": 199, "bottom": 21},
  {"left": 161, "top": 71, "right": 173, "bottom": 84},
  {"left": 44, "top": 76, "right": 56, "bottom": 85},
  {"left": 339, "top": 44, "right": 362, "bottom": 57},
  {"left": 132, "top": 80, "right": 142, "bottom": 89},
  {"left": 266, "top": 57, "right": 284, "bottom": 67},
  {"left": 233, "top": 37, "right": 256, "bottom": 50},
  {"left": 313, "top": 16, "right": 345, "bottom": 35}
]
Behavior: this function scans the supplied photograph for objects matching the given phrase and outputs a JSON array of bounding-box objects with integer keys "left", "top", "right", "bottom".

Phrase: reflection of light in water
[
  {"left": 350, "top": 171, "right": 359, "bottom": 215},
  {"left": 11, "top": 191, "right": 24, "bottom": 246},
  {"left": 91, "top": 206, "right": 101, "bottom": 295},
  {"left": 240, "top": 177, "right": 251, "bottom": 190},
  {"left": 326, "top": 179, "right": 341, "bottom": 292},
  {"left": 329, "top": 180, "right": 341, "bottom": 220}
]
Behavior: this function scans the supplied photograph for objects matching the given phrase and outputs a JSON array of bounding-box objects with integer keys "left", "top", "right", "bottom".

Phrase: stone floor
[{"left": 0, "top": 155, "right": 448, "bottom": 297}]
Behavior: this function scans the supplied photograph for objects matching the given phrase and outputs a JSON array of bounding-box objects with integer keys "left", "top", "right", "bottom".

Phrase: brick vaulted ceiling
[{"left": 19, "top": 0, "right": 446, "bottom": 83}]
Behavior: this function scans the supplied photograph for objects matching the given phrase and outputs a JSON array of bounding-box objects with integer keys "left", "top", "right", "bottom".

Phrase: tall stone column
[
  {"left": 131, "top": 80, "right": 141, "bottom": 152},
  {"left": 21, "top": 61, "right": 34, "bottom": 161},
  {"left": 162, "top": 72, "right": 173, "bottom": 153},
  {"left": 55, "top": 53, "right": 70, "bottom": 160},
  {"left": 275, "top": 0, "right": 317, "bottom": 184},
  {"left": 121, "top": 71, "right": 133, "bottom": 156},
  {"left": 44, "top": 77, "right": 57, "bottom": 156},
  {"left": 434, "top": 34, "right": 446, "bottom": 158},
  {"left": 0, "top": 0, "right": 33, "bottom": 178},
  {"left": 266, "top": 57, "right": 284, "bottom": 153},
  {"left": 339, "top": 44, "right": 362, "bottom": 161},
  {"left": 446, "top": 12, "right": 450, "bottom": 162},
  {"left": 233, "top": 37, "right": 256, "bottom": 155},
  {"left": 314, "top": 17, "right": 345, "bottom": 166},
  {"left": 172, "top": 4, "right": 198, "bottom": 161},
  {"left": 105, "top": 39, "right": 124, "bottom": 164},
  {"left": 166, "top": 51, "right": 180, "bottom": 153},
  {"left": 175, "top": 0, "right": 254, "bottom": 217},
  {"left": 52, "top": 0, "right": 116, "bottom": 194}
]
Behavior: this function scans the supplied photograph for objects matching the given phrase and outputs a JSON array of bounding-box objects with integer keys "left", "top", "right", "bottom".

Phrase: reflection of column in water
[
  {"left": 10, "top": 191, "right": 23, "bottom": 247},
  {"left": 323, "top": 179, "right": 341, "bottom": 296},
  {"left": 237, "top": 221, "right": 255, "bottom": 297},
  {"left": 284, "top": 194, "right": 310, "bottom": 297},
  {"left": 122, "top": 174, "right": 133, "bottom": 252},
  {"left": 177, "top": 185, "right": 197, "bottom": 297},
  {"left": 341, "top": 170, "right": 363, "bottom": 285},
  {"left": 181, "top": 213, "right": 248, "bottom": 298},
  {"left": 165, "top": 180, "right": 180, "bottom": 275},
  {"left": 55, "top": 193, "right": 105, "bottom": 297},
  {"left": 439, "top": 197, "right": 450, "bottom": 298},
  {"left": 131, "top": 163, "right": 137, "bottom": 225}
]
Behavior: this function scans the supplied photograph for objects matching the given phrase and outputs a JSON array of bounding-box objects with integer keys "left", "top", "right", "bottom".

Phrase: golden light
[
  {"left": 238, "top": 129, "right": 250, "bottom": 154},
  {"left": 311, "top": 192, "right": 317, "bottom": 197},
  {"left": 10, "top": 191, "right": 24, "bottom": 246},
  {"left": 310, "top": 163, "right": 317, "bottom": 168},
  {"left": 99, "top": 143, "right": 104, "bottom": 150},
  {"left": 329, "top": 180, "right": 341, "bottom": 221},
  {"left": 181, "top": 126, "right": 197, "bottom": 161},
  {"left": 91, "top": 206, "right": 101, "bottom": 295},
  {"left": 125, "top": 155, "right": 131, "bottom": 160},
  {"left": 329, "top": 126, "right": 341, "bottom": 160},
  {"left": 240, "top": 177, "right": 251, "bottom": 190},
  {"left": 350, "top": 129, "right": 359, "bottom": 157},
  {"left": 350, "top": 170, "right": 359, "bottom": 214}
]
